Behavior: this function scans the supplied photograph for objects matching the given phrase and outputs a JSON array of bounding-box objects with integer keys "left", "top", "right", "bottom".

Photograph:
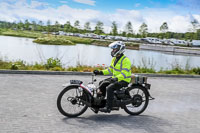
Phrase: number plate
[{"left": 70, "top": 80, "right": 83, "bottom": 84}]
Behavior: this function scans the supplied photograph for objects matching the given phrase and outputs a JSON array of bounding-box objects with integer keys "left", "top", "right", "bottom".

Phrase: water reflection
[{"left": 0, "top": 35, "right": 200, "bottom": 71}]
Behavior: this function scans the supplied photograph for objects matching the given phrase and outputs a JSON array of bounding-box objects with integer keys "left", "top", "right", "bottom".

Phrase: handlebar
[{"left": 90, "top": 74, "right": 97, "bottom": 84}]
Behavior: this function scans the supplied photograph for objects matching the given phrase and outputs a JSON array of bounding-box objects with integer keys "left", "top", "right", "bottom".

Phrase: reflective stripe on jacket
[{"left": 102, "top": 55, "right": 131, "bottom": 83}]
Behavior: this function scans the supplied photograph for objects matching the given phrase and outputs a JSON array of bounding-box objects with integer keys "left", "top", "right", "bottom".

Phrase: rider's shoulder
[{"left": 124, "top": 56, "right": 131, "bottom": 62}]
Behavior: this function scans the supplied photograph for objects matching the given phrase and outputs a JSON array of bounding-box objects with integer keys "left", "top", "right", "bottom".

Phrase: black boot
[
  {"left": 91, "top": 108, "right": 99, "bottom": 114},
  {"left": 97, "top": 91, "right": 102, "bottom": 97},
  {"left": 99, "top": 106, "right": 111, "bottom": 113}
]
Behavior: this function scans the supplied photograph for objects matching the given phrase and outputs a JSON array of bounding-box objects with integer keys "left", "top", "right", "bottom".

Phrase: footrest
[{"left": 111, "top": 107, "right": 119, "bottom": 110}]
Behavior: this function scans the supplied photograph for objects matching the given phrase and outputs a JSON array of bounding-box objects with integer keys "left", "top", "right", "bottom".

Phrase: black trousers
[{"left": 99, "top": 78, "right": 129, "bottom": 108}]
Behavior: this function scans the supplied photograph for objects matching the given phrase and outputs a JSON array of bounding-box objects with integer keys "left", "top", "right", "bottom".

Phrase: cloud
[
  {"left": 134, "top": 3, "right": 140, "bottom": 8},
  {"left": 60, "top": 1, "right": 68, "bottom": 4},
  {"left": 73, "top": 0, "right": 95, "bottom": 6},
  {"left": 29, "top": 0, "right": 49, "bottom": 8},
  {"left": 177, "top": 0, "right": 200, "bottom": 11},
  {"left": 169, "top": 16, "right": 192, "bottom": 32},
  {"left": 102, "top": 9, "right": 144, "bottom": 33},
  {"left": 137, "top": 8, "right": 200, "bottom": 33},
  {"left": 0, "top": 0, "right": 99, "bottom": 24},
  {"left": 0, "top": 0, "right": 199, "bottom": 33}
]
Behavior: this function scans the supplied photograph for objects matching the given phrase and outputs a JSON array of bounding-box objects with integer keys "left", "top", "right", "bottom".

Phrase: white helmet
[{"left": 109, "top": 41, "right": 125, "bottom": 57}]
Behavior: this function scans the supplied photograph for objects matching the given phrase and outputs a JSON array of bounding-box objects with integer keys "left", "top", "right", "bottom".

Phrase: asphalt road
[{"left": 0, "top": 74, "right": 200, "bottom": 133}]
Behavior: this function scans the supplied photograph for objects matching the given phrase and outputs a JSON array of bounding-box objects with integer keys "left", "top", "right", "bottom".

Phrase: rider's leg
[
  {"left": 99, "top": 83, "right": 120, "bottom": 112},
  {"left": 98, "top": 78, "right": 111, "bottom": 97},
  {"left": 106, "top": 82, "right": 121, "bottom": 108},
  {"left": 107, "top": 81, "right": 129, "bottom": 107},
  {"left": 99, "top": 81, "right": 129, "bottom": 112}
]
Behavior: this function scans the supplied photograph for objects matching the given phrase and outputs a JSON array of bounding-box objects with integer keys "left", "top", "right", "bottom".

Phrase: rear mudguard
[{"left": 131, "top": 84, "right": 155, "bottom": 100}]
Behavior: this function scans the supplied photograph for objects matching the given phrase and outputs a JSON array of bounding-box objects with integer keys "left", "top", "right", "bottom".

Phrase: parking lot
[{"left": 0, "top": 74, "right": 200, "bottom": 133}]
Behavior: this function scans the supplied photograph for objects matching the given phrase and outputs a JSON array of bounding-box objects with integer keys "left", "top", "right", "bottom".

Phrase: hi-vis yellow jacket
[{"left": 102, "top": 55, "right": 132, "bottom": 83}]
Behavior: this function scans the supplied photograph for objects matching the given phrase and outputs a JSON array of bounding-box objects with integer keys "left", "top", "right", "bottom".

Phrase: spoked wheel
[
  {"left": 124, "top": 85, "right": 149, "bottom": 115},
  {"left": 57, "top": 85, "right": 88, "bottom": 117}
]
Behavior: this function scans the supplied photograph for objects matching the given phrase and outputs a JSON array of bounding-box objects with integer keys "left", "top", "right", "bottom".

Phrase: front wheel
[
  {"left": 124, "top": 85, "right": 149, "bottom": 115},
  {"left": 57, "top": 85, "right": 88, "bottom": 117}
]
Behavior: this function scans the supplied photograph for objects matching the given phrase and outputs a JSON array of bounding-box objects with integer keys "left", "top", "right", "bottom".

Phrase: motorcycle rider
[{"left": 93, "top": 41, "right": 132, "bottom": 112}]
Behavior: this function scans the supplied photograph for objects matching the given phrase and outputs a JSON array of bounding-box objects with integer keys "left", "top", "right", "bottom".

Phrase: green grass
[
  {"left": 0, "top": 29, "right": 45, "bottom": 38},
  {"left": 63, "top": 36, "right": 94, "bottom": 44},
  {"left": 92, "top": 40, "right": 112, "bottom": 46},
  {"left": 0, "top": 58, "right": 64, "bottom": 71},
  {"left": 0, "top": 59, "right": 200, "bottom": 75},
  {"left": 131, "top": 65, "right": 156, "bottom": 74},
  {"left": 66, "top": 65, "right": 104, "bottom": 72},
  {"left": 33, "top": 36, "right": 75, "bottom": 45}
]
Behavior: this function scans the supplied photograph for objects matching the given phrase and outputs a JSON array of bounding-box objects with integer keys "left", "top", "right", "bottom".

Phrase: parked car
[
  {"left": 105, "top": 35, "right": 115, "bottom": 40},
  {"left": 127, "top": 37, "right": 141, "bottom": 42},
  {"left": 192, "top": 40, "right": 200, "bottom": 47},
  {"left": 58, "top": 31, "right": 66, "bottom": 35},
  {"left": 141, "top": 37, "right": 162, "bottom": 44}
]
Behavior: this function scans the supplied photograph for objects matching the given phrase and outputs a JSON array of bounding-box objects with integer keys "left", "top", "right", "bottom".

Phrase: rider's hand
[
  {"left": 110, "top": 78, "right": 118, "bottom": 83},
  {"left": 93, "top": 70, "right": 103, "bottom": 75}
]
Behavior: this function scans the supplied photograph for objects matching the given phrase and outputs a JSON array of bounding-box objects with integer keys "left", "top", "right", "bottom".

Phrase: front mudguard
[{"left": 63, "top": 84, "right": 94, "bottom": 106}]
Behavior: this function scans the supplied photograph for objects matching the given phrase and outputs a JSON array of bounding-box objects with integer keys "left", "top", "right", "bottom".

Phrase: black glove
[
  {"left": 93, "top": 70, "right": 103, "bottom": 75},
  {"left": 110, "top": 78, "right": 118, "bottom": 83}
]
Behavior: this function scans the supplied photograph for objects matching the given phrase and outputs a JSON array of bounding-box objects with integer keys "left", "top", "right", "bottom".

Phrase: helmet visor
[
  {"left": 110, "top": 44, "right": 119, "bottom": 49},
  {"left": 109, "top": 41, "right": 121, "bottom": 49}
]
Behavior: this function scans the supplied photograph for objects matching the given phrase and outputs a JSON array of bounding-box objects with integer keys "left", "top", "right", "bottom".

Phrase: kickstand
[
  {"left": 90, "top": 108, "right": 99, "bottom": 114},
  {"left": 149, "top": 95, "right": 155, "bottom": 100}
]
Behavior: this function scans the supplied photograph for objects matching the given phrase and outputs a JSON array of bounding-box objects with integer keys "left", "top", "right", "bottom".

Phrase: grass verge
[
  {"left": 0, "top": 59, "right": 200, "bottom": 75},
  {"left": 0, "top": 29, "right": 45, "bottom": 38},
  {"left": 33, "top": 36, "right": 75, "bottom": 45}
]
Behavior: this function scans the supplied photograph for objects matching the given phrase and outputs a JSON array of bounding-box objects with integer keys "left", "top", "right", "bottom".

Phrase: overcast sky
[{"left": 0, "top": 0, "right": 200, "bottom": 33}]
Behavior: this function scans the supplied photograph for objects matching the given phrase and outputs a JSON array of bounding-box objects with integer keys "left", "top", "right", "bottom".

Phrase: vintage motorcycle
[{"left": 57, "top": 74, "right": 154, "bottom": 117}]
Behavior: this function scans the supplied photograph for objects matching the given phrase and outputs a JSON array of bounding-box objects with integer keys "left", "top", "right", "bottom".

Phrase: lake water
[{"left": 0, "top": 35, "right": 200, "bottom": 71}]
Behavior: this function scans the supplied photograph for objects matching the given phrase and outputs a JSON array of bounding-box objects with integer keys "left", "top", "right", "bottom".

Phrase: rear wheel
[
  {"left": 124, "top": 85, "right": 149, "bottom": 115},
  {"left": 57, "top": 86, "right": 88, "bottom": 117}
]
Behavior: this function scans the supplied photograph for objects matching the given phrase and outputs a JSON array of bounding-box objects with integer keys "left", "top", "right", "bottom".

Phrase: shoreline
[
  {"left": 0, "top": 70, "right": 200, "bottom": 78},
  {"left": 140, "top": 44, "right": 200, "bottom": 55},
  {"left": 0, "top": 32, "right": 199, "bottom": 53},
  {"left": 0, "top": 33, "right": 140, "bottom": 50}
]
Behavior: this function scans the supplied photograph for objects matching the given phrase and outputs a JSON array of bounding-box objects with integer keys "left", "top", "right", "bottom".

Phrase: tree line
[{"left": 0, "top": 19, "right": 200, "bottom": 40}]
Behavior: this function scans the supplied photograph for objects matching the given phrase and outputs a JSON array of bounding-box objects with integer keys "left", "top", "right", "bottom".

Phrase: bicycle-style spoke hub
[
  {"left": 66, "top": 97, "right": 76, "bottom": 104},
  {"left": 132, "top": 94, "right": 143, "bottom": 107}
]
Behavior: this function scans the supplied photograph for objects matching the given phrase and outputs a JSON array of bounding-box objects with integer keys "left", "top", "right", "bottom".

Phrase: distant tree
[
  {"left": 125, "top": 21, "right": 133, "bottom": 37},
  {"left": 111, "top": 21, "right": 118, "bottom": 36},
  {"left": 24, "top": 19, "right": 30, "bottom": 30},
  {"left": 11, "top": 21, "right": 17, "bottom": 29},
  {"left": 136, "top": 33, "right": 142, "bottom": 38},
  {"left": 47, "top": 20, "right": 51, "bottom": 32},
  {"left": 121, "top": 31, "right": 126, "bottom": 37},
  {"left": 73, "top": 20, "right": 80, "bottom": 33},
  {"left": 64, "top": 21, "right": 72, "bottom": 32},
  {"left": 31, "top": 20, "right": 37, "bottom": 31},
  {"left": 38, "top": 20, "right": 43, "bottom": 26},
  {"left": 18, "top": 20, "right": 24, "bottom": 30},
  {"left": 139, "top": 22, "right": 148, "bottom": 37},
  {"left": 185, "top": 32, "right": 194, "bottom": 41},
  {"left": 164, "top": 32, "right": 173, "bottom": 39},
  {"left": 74, "top": 20, "right": 80, "bottom": 28},
  {"left": 94, "top": 21, "right": 104, "bottom": 35},
  {"left": 160, "top": 22, "right": 169, "bottom": 33},
  {"left": 55, "top": 21, "right": 60, "bottom": 32},
  {"left": 191, "top": 19, "right": 200, "bottom": 32},
  {"left": 196, "top": 29, "right": 200, "bottom": 40},
  {"left": 84, "top": 22, "right": 91, "bottom": 32},
  {"left": 37, "top": 20, "right": 44, "bottom": 31}
]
